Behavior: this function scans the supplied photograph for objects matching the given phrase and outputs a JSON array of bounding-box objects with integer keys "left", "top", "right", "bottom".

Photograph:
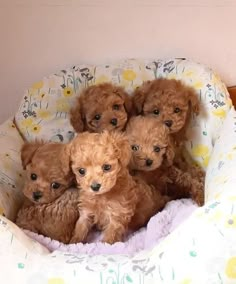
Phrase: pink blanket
[{"left": 24, "top": 199, "right": 197, "bottom": 255}]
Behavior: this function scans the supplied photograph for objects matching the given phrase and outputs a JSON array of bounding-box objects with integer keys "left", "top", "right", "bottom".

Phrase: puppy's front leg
[
  {"left": 102, "top": 222, "right": 127, "bottom": 244},
  {"left": 167, "top": 166, "right": 204, "bottom": 206},
  {"left": 16, "top": 205, "right": 40, "bottom": 233},
  {"left": 70, "top": 211, "right": 93, "bottom": 244}
]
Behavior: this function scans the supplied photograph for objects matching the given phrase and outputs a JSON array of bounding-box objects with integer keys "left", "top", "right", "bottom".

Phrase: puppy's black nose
[
  {"left": 32, "top": 191, "right": 43, "bottom": 201},
  {"left": 91, "top": 183, "right": 101, "bottom": 192},
  {"left": 110, "top": 118, "right": 118, "bottom": 126},
  {"left": 164, "top": 120, "right": 173, "bottom": 127},
  {"left": 146, "top": 159, "right": 153, "bottom": 167}
]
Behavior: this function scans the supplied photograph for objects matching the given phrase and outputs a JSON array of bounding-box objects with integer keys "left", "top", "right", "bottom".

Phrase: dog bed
[
  {"left": 23, "top": 199, "right": 197, "bottom": 255},
  {"left": 1, "top": 58, "right": 236, "bottom": 283}
]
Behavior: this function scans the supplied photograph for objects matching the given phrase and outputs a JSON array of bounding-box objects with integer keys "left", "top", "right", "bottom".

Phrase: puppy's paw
[
  {"left": 191, "top": 185, "right": 204, "bottom": 206},
  {"left": 193, "top": 193, "right": 204, "bottom": 207},
  {"left": 69, "top": 234, "right": 85, "bottom": 244},
  {"left": 102, "top": 234, "right": 122, "bottom": 245}
]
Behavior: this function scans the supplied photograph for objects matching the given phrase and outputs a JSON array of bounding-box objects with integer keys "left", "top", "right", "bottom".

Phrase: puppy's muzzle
[
  {"left": 91, "top": 183, "right": 101, "bottom": 192},
  {"left": 32, "top": 191, "right": 43, "bottom": 201},
  {"left": 164, "top": 120, "right": 173, "bottom": 128},
  {"left": 110, "top": 118, "right": 118, "bottom": 126}
]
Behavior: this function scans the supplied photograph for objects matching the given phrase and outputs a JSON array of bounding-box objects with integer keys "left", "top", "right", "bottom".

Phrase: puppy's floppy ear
[
  {"left": 104, "top": 130, "right": 131, "bottom": 167},
  {"left": 21, "top": 141, "right": 44, "bottom": 169},
  {"left": 186, "top": 86, "right": 200, "bottom": 115},
  {"left": 114, "top": 86, "right": 134, "bottom": 116},
  {"left": 132, "top": 81, "right": 151, "bottom": 114},
  {"left": 164, "top": 136, "right": 175, "bottom": 166},
  {"left": 59, "top": 143, "right": 74, "bottom": 180},
  {"left": 70, "top": 97, "right": 85, "bottom": 133}
]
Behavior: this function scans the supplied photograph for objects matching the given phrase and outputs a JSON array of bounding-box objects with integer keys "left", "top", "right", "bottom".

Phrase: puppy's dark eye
[
  {"left": 131, "top": 145, "right": 139, "bottom": 151},
  {"left": 78, "top": 168, "right": 86, "bottom": 176},
  {"left": 153, "top": 146, "right": 161, "bottom": 152},
  {"left": 102, "top": 164, "right": 111, "bottom": 172},
  {"left": 174, "top": 107, "right": 181, "bottom": 113},
  {"left": 153, "top": 109, "right": 160, "bottom": 115},
  {"left": 31, "top": 173, "right": 37, "bottom": 181},
  {"left": 94, "top": 114, "right": 101, "bottom": 120},
  {"left": 51, "top": 182, "right": 61, "bottom": 189},
  {"left": 113, "top": 104, "right": 120, "bottom": 110}
]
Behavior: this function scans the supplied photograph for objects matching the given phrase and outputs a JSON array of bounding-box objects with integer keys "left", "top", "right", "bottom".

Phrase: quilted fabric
[{"left": 0, "top": 58, "right": 235, "bottom": 284}]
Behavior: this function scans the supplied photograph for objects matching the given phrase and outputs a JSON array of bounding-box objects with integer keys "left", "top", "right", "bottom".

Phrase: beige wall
[{"left": 1, "top": 0, "right": 236, "bottom": 123}]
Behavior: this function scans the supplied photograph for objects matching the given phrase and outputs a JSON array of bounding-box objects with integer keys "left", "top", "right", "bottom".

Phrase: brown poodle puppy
[
  {"left": 16, "top": 141, "right": 80, "bottom": 244},
  {"left": 126, "top": 116, "right": 205, "bottom": 206},
  {"left": 132, "top": 78, "right": 205, "bottom": 190},
  {"left": 70, "top": 82, "right": 133, "bottom": 133},
  {"left": 69, "top": 131, "right": 168, "bottom": 244},
  {"left": 132, "top": 78, "right": 200, "bottom": 143}
]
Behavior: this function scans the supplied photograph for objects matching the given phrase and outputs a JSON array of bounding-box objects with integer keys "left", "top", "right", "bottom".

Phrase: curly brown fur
[
  {"left": 16, "top": 141, "right": 80, "bottom": 243},
  {"left": 16, "top": 188, "right": 80, "bottom": 243},
  {"left": 132, "top": 78, "right": 200, "bottom": 144},
  {"left": 69, "top": 130, "right": 168, "bottom": 244},
  {"left": 126, "top": 116, "right": 205, "bottom": 206},
  {"left": 70, "top": 82, "right": 133, "bottom": 133},
  {"left": 20, "top": 141, "right": 74, "bottom": 203}
]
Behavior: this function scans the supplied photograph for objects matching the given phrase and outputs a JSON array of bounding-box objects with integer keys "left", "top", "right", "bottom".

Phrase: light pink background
[{"left": 1, "top": 0, "right": 236, "bottom": 123}]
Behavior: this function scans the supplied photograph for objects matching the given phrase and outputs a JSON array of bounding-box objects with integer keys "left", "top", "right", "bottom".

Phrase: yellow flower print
[
  {"left": 209, "top": 211, "right": 223, "bottom": 222},
  {"left": 211, "top": 73, "right": 221, "bottom": 85},
  {"left": 226, "top": 215, "right": 236, "bottom": 228},
  {"left": 180, "top": 279, "right": 192, "bottom": 284},
  {"left": 212, "top": 109, "right": 226, "bottom": 119},
  {"left": 202, "top": 155, "right": 210, "bottom": 167},
  {"left": 95, "top": 75, "right": 110, "bottom": 84},
  {"left": 56, "top": 98, "right": 70, "bottom": 113},
  {"left": 32, "top": 81, "right": 44, "bottom": 89},
  {"left": 227, "top": 153, "right": 234, "bottom": 160},
  {"left": 122, "top": 70, "right": 137, "bottom": 81},
  {"left": 193, "top": 81, "right": 203, "bottom": 89},
  {"left": 29, "top": 124, "right": 41, "bottom": 134},
  {"left": 63, "top": 87, "right": 74, "bottom": 97},
  {"left": 48, "top": 278, "right": 65, "bottom": 284},
  {"left": 192, "top": 144, "right": 210, "bottom": 167},
  {"left": 37, "top": 109, "right": 51, "bottom": 120},
  {"left": 229, "top": 196, "right": 236, "bottom": 201},
  {"left": 192, "top": 144, "right": 209, "bottom": 157},
  {"left": 225, "top": 257, "right": 236, "bottom": 278},
  {"left": 183, "top": 70, "right": 194, "bottom": 77},
  {"left": 21, "top": 118, "right": 34, "bottom": 128}
]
